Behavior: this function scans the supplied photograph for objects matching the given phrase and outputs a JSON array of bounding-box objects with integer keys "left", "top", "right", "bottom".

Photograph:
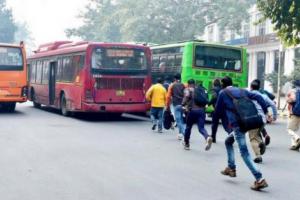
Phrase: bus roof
[
  {"left": 150, "top": 40, "right": 243, "bottom": 50},
  {"left": 28, "top": 41, "right": 149, "bottom": 60}
]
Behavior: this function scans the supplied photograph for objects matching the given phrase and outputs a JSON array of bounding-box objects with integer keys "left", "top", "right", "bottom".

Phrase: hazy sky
[{"left": 7, "top": 0, "right": 88, "bottom": 46}]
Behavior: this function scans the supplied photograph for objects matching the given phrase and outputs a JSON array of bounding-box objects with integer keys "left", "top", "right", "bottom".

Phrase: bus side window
[
  {"left": 167, "top": 55, "right": 175, "bottom": 71},
  {"left": 56, "top": 58, "right": 63, "bottom": 82},
  {"left": 42, "top": 60, "right": 49, "bottom": 84},
  {"left": 36, "top": 61, "right": 42, "bottom": 84},
  {"left": 175, "top": 54, "right": 182, "bottom": 73},
  {"left": 152, "top": 55, "right": 159, "bottom": 71},
  {"left": 30, "top": 62, "right": 37, "bottom": 83}
]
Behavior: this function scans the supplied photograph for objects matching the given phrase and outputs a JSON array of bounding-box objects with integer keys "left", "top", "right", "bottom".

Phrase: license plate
[{"left": 116, "top": 90, "right": 125, "bottom": 96}]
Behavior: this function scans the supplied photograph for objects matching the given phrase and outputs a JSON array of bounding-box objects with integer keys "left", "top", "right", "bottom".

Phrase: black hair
[
  {"left": 221, "top": 76, "right": 233, "bottom": 89},
  {"left": 187, "top": 79, "right": 195, "bottom": 85},
  {"left": 156, "top": 77, "right": 163, "bottom": 84},
  {"left": 174, "top": 73, "right": 181, "bottom": 81},
  {"left": 213, "top": 79, "right": 221, "bottom": 87},
  {"left": 250, "top": 80, "right": 260, "bottom": 90}
]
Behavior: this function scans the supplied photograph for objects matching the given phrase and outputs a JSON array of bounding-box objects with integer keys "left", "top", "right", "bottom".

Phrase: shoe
[
  {"left": 205, "top": 137, "right": 213, "bottom": 151},
  {"left": 251, "top": 179, "right": 268, "bottom": 191},
  {"left": 259, "top": 142, "right": 266, "bottom": 155},
  {"left": 290, "top": 145, "right": 300, "bottom": 151},
  {"left": 182, "top": 140, "right": 190, "bottom": 150},
  {"left": 221, "top": 167, "right": 236, "bottom": 177},
  {"left": 253, "top": 157, "right": 263, "bottom": 163},
  {"left": 177, "top": 133, "right": 183, "bottom": 140},
  {"left": 295, "top": 138, "right": 300, "bottom": 150},
  {"left": 264, "top": 135, "right": 271, "bottom": 146},
  {"left": 212, "top": 138, "right": 216, "bottom": 143},
  {"left": 158, "top": 129, "right": 163, "bottom": 133},
  {"left": 151, "top": 124, "right": 157, "bottom": 131}
]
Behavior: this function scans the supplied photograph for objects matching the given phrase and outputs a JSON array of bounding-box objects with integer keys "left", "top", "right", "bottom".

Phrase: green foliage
[
  {"left": 0, "top": 0, "right": 17, "bottom": 43},
  {"left": 257, "top": 0, "right": 300, "bottom": 46},
  {"left": 66, "top": 0, "right": 256, "bottom": 43},
  {"left": 265, "top": 71, "right": 289, "bottom": 93}
]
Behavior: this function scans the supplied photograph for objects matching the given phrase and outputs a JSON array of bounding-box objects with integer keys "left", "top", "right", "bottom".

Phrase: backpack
[
  {"left": 193, "top": 86, "right": 209, "bottom": 107},
  {"left": 163, "top": 110, "right": 175, "bottom": 130},
  {"left": 225, "top": 89, "right": 264, "bottom": 132},
  {"left": 292, "top": 90, "right": 300, "bottom": 116}
]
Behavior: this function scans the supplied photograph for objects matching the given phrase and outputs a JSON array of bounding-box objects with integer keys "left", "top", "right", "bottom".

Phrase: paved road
[{"left": 0, "top": 103, "right": 299, "bottom": 200}]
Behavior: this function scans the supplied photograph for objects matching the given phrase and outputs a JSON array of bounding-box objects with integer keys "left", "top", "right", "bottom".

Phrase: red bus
[{"left": 27, "top": 41, "right": 151, "bottom": 116}]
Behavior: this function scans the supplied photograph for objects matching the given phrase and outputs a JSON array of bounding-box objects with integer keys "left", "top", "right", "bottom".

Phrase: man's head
[
  {"left": 156, "top": 77, "right": 163, "bottom": 84},
  {"left": 174, "top": 73, "right": 181, "bottom": 82},
  {"left": 213, "top": 79, "right": 221, "bottom": 87},
  {"left": 293, "top": 80, "right": 300, "bottom": 88},
  {"left": 250, "top": 79, "right": 260, "bottom": 90},
  {"left": 221, "top": 76, "right": 233, "bottom": 89},
  {"left": 187, "top": 79, "right": 195, "bottom": 88}
]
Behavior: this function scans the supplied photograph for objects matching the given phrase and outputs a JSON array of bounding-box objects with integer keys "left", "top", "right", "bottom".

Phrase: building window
[
  {"left": 274, "top": 50, "right": 279, "bottom": 73},
  {"left": 207, "top": 25, "right": 214, "bottom": 41},
  {"left": 256, "top": 14, "right": 266, "bottom": 36},
  {"left": 243, "top": 23, "right": 250, "bottom": 38},
  {"left": 257, "top": 52, "right": 266, "bottom": 88}
]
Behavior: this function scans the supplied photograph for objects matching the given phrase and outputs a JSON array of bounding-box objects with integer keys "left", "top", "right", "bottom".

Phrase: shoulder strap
[{"left": 225, "top": 89, "right": 235, "bottom": 100}]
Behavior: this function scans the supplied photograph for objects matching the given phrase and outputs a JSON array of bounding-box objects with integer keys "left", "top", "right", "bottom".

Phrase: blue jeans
[
  {"left": 174, "top": 105, "right": 186, "bottom": 134},
  {"left": 225, "top": 129, "right": 262, "bottom": 181},
  {"left": 184, "top": 108, "right": 209, "bottom": 143},
  {"left": 150, "top": 107, "right": 164, "bottom": 131}
]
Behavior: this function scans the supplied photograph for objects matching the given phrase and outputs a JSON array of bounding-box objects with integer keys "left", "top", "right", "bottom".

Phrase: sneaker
[
  {"left": 290, "top": 145, "right": 300, "bottom": 151},
  {"left": 253, "top": 157, "right": 263, "bottom": 163},
  {"left": 259, "top": 142, "right": 266, "bottom": 155},
  {"left": 264, "top": 135, "right": 271, "bottom": 146},
  {"left": 151, "top": 124, "right": 157, "bottom": 131},
  {"left": 221, "top": 167, "right": 236, "bottom": 177},
  {"left": 177, "top": 133, "right": 183, "bottom": 140},
  {"left": 212, "top": 137, "right": 216, "bottom": 143},
  {"left": 251, "top": 179, "right": 268, "bottom": 191},
  {"left": 158, "top": 129, "right": 163, "bottom": 133},
  {"left": 295, "top": 138, "right": 300, "bottom": 150},
  {"left": 205, "top": 137, "right": 213, "bottom": 151},
  {"left": 182, "top": 140, "right": 190, "bottom": 150}
]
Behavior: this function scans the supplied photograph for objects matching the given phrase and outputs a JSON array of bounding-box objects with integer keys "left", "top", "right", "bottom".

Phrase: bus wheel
[
  {"left": 60, "top": 93, "right": 70, "bottom": 116},
  {"left": 4, "top": 103, "right": 16, "bottom": 112},
  {"left": 32, "top": 91, "right": 41, "bottom": 108}
]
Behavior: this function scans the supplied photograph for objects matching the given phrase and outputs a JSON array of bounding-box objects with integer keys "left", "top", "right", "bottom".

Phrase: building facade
[{"left": 201, "top": 5, "right": 300, "bottom": 92}]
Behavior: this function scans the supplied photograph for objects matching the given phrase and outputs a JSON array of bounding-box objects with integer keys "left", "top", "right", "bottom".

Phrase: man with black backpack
[
  {"left": 212, "top": 76, "right": 269, "bottom": 191},
  {"left": 286, "top": 80, "right": 300, "bottom": 151},
  {"left": 181, "top": 79, "right": 212, "bottom": 151}
]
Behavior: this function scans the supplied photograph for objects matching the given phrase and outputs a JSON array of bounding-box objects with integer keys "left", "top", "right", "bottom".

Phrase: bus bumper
[
  {"left": 0, "top": 97, "right": 27, "bottom": 103},
  {"left": 81, "top": 102, "right": 150, "bottom": 113}
]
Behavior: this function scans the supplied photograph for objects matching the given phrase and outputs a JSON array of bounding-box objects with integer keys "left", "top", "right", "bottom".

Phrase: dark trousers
[
  {"left": 184, "top": 108, "right": 209, "bottom": 144},
  {"left": 211, "top": 111, "right": 218, "bottom": 141},
  {"left": 150, "top": 107, "right": 164, "bottom": 131}
]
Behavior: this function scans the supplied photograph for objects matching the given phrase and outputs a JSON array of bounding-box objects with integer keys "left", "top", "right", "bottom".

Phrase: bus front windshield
[
  {"left": 194, "top": 45, "right": 242, "bottom": 71},
  {"left": 0, "top": 47, "right": 23, "bottom": 71},
  {"left": 92, "top": 47, "right": 147, "bottom": 72}
]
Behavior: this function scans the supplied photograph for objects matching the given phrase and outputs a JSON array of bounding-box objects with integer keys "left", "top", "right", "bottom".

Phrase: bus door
[{"left": 49, "top": 61, "right": 57, "bottom": 105}]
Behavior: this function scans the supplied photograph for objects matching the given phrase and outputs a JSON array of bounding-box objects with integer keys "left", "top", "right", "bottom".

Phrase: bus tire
[
  {"left": 31, "top": 90, "right": 41, "bottom": 108},
  {"left": 4, "top": 103, "right": 16, "bottom": 112},
  {"left": 60, "top": 93, "right": 70, "bottom": 117}
]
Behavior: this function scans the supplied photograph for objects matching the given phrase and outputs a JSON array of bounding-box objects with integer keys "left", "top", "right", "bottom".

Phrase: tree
[
  {"left": 66, "top": 0, "right": 256, "bottom": 43},
  {"left": 257, "top": 0, "right": 300, "bottom": 46},
  {"left": 0, "top": 0, "right": 17, "bottom": 43}
]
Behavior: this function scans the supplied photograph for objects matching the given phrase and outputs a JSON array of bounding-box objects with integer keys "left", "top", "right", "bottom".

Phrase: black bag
[
  {"left": 225, "top": 89, "right": 264, "bottom": 132},
  {"left": 194, "top": 86, "right": 209, "bottom": 107},
  {"left": 292, "top": 90, "right": 300, "bottom": 116},
  {"left": 163, "top": 110, "right": 175, "bottom": 130}
]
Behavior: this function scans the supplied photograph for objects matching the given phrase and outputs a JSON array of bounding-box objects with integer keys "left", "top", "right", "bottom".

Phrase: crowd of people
[{"left": 145, "top": 74, "right": 300, "bottom": 191}]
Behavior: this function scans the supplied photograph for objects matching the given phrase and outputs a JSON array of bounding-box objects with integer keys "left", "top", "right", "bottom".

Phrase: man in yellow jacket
[{"left": 146, "top": 78, "right": 167, "bottom": 133}]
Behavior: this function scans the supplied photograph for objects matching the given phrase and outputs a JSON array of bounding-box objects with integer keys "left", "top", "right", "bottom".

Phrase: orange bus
[{"left": 0, "top": 42, "right": 28, "bottom": 112}]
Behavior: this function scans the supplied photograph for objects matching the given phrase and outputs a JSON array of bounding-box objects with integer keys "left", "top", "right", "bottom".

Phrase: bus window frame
[
  {"left": 0, "top": 46, "right": 24, "bottom": 71},
  {"left": 192, "top": 44, "right": 244, "bottom": 73}
]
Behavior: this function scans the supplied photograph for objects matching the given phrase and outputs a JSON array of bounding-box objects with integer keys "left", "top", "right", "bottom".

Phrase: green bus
[{"left": 150, "top": 40, "right": 248, "bottom": 112}]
